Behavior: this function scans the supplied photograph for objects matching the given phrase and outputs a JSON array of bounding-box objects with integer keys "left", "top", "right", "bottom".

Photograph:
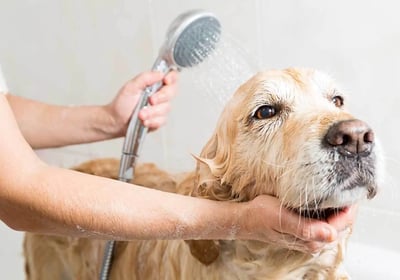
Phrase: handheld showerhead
[
  {"left": 99, "top": 10, "right": 221, "bottom": 280},
  {"left": 156, "top": 10, "right": 221, "bottom": 69},
  {"left": 119, "top": 10, "right": 221, "bottom": 183}
]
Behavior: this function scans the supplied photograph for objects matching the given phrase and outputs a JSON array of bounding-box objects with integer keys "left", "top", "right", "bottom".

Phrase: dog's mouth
[{"left": 296, "top": 206, "right": 350, "bottom": 221}]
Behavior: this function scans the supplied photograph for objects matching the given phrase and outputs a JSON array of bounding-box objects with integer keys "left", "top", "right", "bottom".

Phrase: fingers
[
  {"left": 278, "top": 204, "right": 359, "bottom": 244},
  {"left": 327, "top": 204, "right": 358, "bottom": 231},
  {"left": 124, "top": 70, "right": 178, "bottom": 93},
  {"left": 265, "top": 201, "right": 336, "bottom": 243},
  {"left": 140, "top": 71, "right": 178, "bottom": 130},
  {"left": 267, "top": 229, "right": 328, "bottom": 254},
  {"left": 148, "top": 72, "right": 178, "bottom": 106},
  {"left": 272, "top": 213, "right": 338, "bottom": 254},
  {"left": 124, "top": 71, "right": 177, "bottom": 130},
  {"left": 126, "top": 71, "right": 165, "bottom": 92},
  {"left": 285, "top": 218, "right": 336, "bottom": 243},
  {"left": 252, "top": 195, "right": 339, "bottom": 250},
  {"left": 107, "top": 70, "right": 178, "bottom": 136},
  {"left": 163, "top": 71, "right": 178, "bottom": 85},
  {"left": 139, "top": 102, "right": 171, "bottom": 129},
  {"left": 238, "top": 195, "right": 341, "bottom": 254}
]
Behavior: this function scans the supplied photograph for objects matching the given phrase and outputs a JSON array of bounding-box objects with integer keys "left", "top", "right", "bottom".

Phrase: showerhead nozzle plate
[
  {"left": 160, "top": 10, "right": 221, "bottom": 69},
  {"left": 172, "top": 15, "right": 221, "bottom": 68}
]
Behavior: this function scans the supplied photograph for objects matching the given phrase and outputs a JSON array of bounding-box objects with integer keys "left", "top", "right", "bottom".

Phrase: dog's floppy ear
[
  {"left": 192, "top": 109, "right": 239, "bottom": 200},
  {"left": 185, "top": 112, "right": 239, "bottom": 265},
  {"left": 180, "top": 160, "right": 222, "bottom": 265},
  {"left": 185, "top": 240, "right": 220, "bottom": 265}
]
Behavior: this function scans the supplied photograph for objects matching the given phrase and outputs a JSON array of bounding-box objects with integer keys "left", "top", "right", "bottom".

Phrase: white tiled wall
[{"left": 1, "top": 1, "right": 399, "bottom": 278}]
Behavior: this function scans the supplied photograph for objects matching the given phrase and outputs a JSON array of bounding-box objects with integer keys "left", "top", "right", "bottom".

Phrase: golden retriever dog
[{"left": 24, "top": 68, "right": 382, "bottom": 279}]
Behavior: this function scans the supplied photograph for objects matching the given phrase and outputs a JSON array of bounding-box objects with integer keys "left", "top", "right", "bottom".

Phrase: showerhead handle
[{"left": 118, "top": 60, "right": 170, "bottom": 181}]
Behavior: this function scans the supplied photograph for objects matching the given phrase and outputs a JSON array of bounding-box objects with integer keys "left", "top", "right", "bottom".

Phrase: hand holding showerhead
[{"left": 100, "top": 10, "right": 221, "bottom": 280}]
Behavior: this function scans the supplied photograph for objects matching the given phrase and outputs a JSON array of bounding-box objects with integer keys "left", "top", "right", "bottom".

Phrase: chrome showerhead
[{"left": 154, "top": 10, "right": 221, "bottom": 71}]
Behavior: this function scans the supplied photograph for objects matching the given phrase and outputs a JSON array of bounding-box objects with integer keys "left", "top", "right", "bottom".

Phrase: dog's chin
[
  {"left": 292, "top": 188, "right": 359, "bottom": 221},
  {"left": 293, "top": 177, "right": 378, "bottom": 221}
]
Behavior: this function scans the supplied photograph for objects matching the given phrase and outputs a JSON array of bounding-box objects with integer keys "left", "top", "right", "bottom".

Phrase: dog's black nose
[{"left": 325, "top": 119, "right": 374, "bottom": 156}]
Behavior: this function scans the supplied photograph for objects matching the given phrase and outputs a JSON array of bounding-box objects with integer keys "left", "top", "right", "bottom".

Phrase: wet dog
[{"left": 24, "top": 68, "right": 382, "bottom": 279}]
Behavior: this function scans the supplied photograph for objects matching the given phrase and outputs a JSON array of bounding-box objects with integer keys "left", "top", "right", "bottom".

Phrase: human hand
[
  {"left": 237, "top": 195, "right": 357, "bottom": 254},
  {"left": 327, "top": 204, "right": 358, "bottom": 237},
  {"left": 106, "top": 71, "right": 178, "bottom": 136}
]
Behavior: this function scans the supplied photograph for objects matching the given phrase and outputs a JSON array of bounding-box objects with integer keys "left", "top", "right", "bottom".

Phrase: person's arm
[
  {"left": 6, "top": 71, "right": 177, "bottom": 149},
  {"left": 1, "top": 94, "right": 342, "bottom": 252}
]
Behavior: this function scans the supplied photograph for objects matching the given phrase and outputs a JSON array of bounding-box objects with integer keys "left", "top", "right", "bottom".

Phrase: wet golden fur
[{"left": 24, "top": 68, "right": 381, "bottom": 279}]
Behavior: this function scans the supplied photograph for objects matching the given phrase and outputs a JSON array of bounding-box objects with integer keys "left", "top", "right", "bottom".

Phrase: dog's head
[
  {"left": 193, "top": 67, "right": 382, "bottom": 218},
  {"left": 187, "top": 68, "right": 383, "bottom": 265}
]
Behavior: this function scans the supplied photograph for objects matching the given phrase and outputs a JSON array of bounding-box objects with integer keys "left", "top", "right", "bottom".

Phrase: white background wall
[{"left": 0, "top": 1, "right": 399, "bottom": 279}]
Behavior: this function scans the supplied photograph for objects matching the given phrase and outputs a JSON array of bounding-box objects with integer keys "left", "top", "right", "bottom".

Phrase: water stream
[{"left": 181, "top": 32, "right": 259, "bottom": 110}]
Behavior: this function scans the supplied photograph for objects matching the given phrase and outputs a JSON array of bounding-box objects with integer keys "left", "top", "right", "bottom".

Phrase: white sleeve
[{"left": 0, "top": 64, "right": 9, "bottom": 94}]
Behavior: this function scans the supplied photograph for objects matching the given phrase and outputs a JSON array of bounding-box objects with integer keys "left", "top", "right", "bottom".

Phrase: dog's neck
[{"left": 180, "top": 168, "right": 348, "bottom": 278}]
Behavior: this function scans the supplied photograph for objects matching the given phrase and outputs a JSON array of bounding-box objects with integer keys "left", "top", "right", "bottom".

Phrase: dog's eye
[
  {"left": 254, "top": 105, "right": 277, "bottom": 119},
  {"left": 332, "top": 96, "right": 344, "bottom": 107}
]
